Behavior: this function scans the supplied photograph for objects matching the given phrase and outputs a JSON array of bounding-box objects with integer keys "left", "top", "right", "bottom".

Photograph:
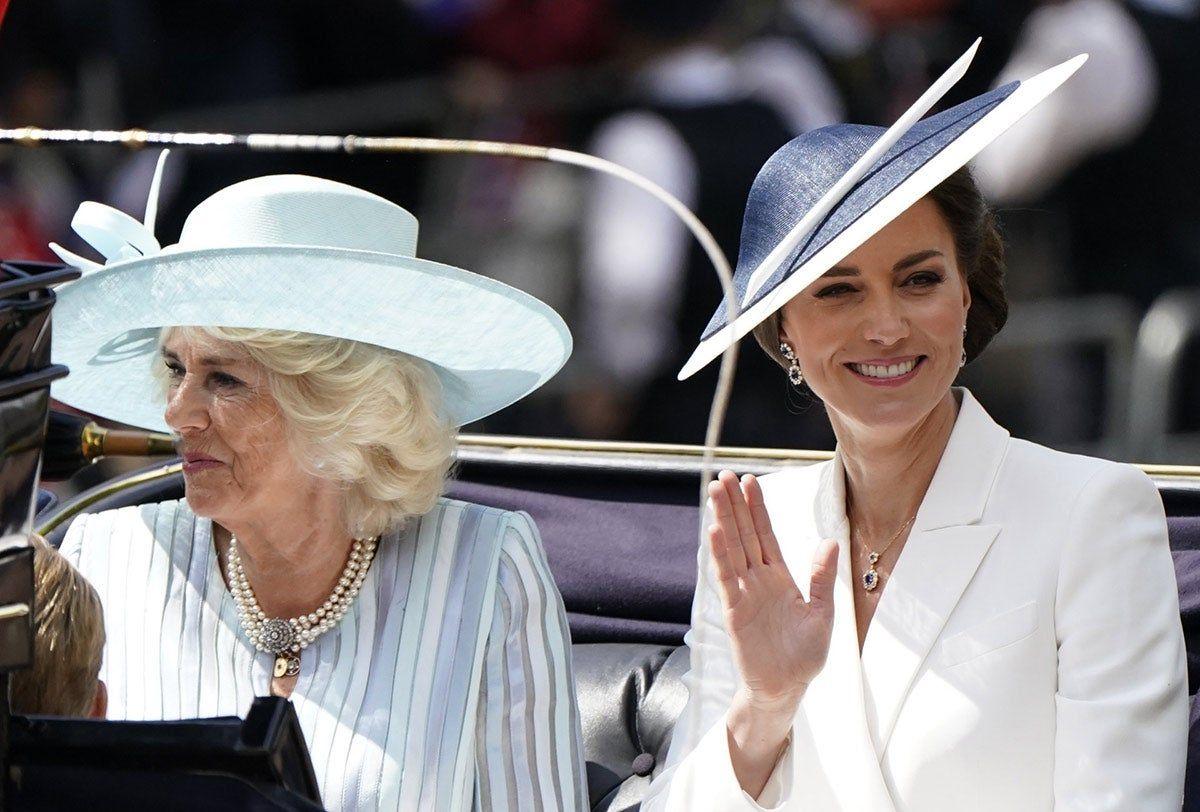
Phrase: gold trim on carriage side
[
  {"left": 37, "top": 436, "right": 1200, "bottom": 539},
  {"left": 457, "top": 434, "right": 1200, "bottom": 479},
  {"left": 456, "top": 434, "right": 835, "bottom": 461}
]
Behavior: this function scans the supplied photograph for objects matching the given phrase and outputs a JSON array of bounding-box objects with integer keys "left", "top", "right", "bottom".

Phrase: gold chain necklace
[{"left": 853, "top": 515, "right": 916, "bottom": 592}]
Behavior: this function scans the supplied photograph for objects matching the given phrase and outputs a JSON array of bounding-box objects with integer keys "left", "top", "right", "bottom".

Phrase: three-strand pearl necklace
[{"left": 227, "top": 534, "right": 379, "bottom": 679}]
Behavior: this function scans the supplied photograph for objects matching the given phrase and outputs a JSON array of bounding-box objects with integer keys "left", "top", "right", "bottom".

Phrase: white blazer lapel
[
  {"left": 776, "top": 459, "right": 897, "bottom": 811},
  {"left": 860, "top": 523, "right": 1000, "bottom": 753},
  {"left": 860, "top": 390, "right": 1010, "bottom": 754}
]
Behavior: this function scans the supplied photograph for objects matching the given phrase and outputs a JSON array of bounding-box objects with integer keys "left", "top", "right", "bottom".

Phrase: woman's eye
[
  {"left": 210, "top": 372, "right": 243, "bottom": 388},
  {"left": 904, "top": 270, "right": 944, "bottom": 288},
  {"left": 164, "top": 361, "right": 184, "bottom": 378},
  {"left": 814, "top": 283, "right": 856, "bottom": 298}
]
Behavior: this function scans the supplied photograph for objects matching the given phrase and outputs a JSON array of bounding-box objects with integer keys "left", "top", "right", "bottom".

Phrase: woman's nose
[
  {"left": 862, "top": 294, "right": 909, "bottom": 345},
  {"left": 163, "top": 376, "right": 210, "bottom": 433}
]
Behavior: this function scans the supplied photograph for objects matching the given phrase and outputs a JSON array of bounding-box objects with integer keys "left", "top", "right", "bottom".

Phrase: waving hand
[{"left": 707, "top": 470, "right": 839, "bottom": 705}]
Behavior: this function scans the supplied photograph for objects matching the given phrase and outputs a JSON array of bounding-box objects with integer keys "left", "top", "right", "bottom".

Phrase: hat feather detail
[{"left": 143, "top": 149, "right": 170, "bottom": 237}]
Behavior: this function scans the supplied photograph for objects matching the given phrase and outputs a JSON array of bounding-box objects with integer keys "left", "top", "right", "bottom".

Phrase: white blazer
[{"left": 644, "top": 389, "right": 1188, "bottom": 811}]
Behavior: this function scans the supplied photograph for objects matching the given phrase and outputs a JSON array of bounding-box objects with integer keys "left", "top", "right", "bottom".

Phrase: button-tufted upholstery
[{"left": 573, "top": 645, "right": 688, "bottom": 811}]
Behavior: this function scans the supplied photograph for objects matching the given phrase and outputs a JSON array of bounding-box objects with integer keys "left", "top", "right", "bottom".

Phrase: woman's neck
[
  {"left": 834, "top": 390, "right": 960, "bottom": 538},
  {"left": 212, "top": 487, "right": 355, "bottom": 619}
]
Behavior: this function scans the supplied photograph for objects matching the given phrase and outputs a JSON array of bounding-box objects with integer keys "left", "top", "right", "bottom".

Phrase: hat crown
[
  {"left": 177, "top": 175, "right": 419, "bottom": 256},
  {"left": 735, "top": 124, "right": 881, "bottom": 286}
]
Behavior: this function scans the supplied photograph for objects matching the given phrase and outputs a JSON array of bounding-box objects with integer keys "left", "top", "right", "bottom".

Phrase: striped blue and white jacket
[{"left": 61, "top": 497, "right": 588, "bottom": 811}]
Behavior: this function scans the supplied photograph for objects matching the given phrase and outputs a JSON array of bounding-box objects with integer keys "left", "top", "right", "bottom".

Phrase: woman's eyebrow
[
  {"left": 893, "top": 249, "right": 944, "bottom": 271},
  {"left": 821, "top": 266, "right": 860, "bottom": 278},
  {"left": 159, "top": 349, "right": 240, "bottom": 366},
  {"left": 822, "top": 248, "right": 945, "bottom": 278}
]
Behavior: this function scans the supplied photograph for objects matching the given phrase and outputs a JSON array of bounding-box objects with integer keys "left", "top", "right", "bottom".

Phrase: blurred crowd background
[{"left": 1, "top": 0, "right": 1198, "bottom": 463}]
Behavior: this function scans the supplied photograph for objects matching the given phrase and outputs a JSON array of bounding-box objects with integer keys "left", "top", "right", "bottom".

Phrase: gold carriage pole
[{"left": 0, "top": 126, "right": 742, "bottom": 511}]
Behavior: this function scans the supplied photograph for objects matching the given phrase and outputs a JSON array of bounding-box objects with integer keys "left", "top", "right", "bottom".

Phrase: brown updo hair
[{"left": 752, "top": 165, "right": 1008, "bottom": 371}]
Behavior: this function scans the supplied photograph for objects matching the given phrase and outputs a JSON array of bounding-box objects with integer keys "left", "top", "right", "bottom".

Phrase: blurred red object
[
  {"left": 461, "top": 0, "right": 613, "bottom": 72},
  {"left": 855, "top": 0, "right": 958, "bottom": 25},
  {"left": 0, "top": 197, "right": 55, "bottom": 262}
]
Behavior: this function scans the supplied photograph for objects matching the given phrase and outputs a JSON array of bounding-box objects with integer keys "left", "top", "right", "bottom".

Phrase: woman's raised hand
[{"left": 707, "top": 470, "right": 839, "bottom": 708}]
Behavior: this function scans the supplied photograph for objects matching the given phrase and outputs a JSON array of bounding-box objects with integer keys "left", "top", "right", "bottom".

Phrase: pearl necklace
[{"left": 227, "top": 533, "right": 379, "bottom": 678}]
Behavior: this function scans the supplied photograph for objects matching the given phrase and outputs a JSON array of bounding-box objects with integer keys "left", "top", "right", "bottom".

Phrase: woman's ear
[
  {"left": 90, "top": 679, "right": 108, "bottom": 719},
  {"left": 776, "top": 312, "right": 792, "bottom": 346}
]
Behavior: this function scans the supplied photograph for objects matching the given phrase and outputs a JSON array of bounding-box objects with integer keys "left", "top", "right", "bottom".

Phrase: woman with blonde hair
[{"left": 50, "top": 168, "right": 586, "bottom": 810}]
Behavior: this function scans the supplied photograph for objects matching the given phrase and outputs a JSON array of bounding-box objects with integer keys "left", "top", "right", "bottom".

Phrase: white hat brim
[{"left": 51, "top": 244, "right": 572, "bottom": 429}]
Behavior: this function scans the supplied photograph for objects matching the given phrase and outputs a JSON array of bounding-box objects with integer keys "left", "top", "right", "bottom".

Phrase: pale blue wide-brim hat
[
  {"left": 679, "top": 43, "right": 1088, "bottom": 379},
  {"left": 48, "top": 168, "right": 572, "bottom": 430}
]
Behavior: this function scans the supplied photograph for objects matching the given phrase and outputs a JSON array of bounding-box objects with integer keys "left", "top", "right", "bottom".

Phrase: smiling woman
[
  {"left": 644, "top": 48, "right": 1187, "bottom": 812},
  {"left": 753, "top": 164, "right": 1006, "bottom": 389},
  {"left": 752, "top": 168, "right": 1004, "bottom": 435}
]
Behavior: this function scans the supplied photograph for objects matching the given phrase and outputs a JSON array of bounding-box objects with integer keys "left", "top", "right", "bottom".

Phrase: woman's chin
[
  {"left": 848, "top": 400, "right": 927, "bottom": 433},
  {"left": 182, "top": 488, "right": 227, "bottom": 520},
  {"left": 827, "top": 375, "right": 953, "bottom": 434}
]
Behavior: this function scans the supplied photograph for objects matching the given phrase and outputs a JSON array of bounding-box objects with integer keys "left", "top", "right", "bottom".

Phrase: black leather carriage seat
[{"left": 39, "top": 471, "right": 1200, "bottom": 811}]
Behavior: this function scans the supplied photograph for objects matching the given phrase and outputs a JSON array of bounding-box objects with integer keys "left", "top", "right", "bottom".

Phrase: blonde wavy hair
[
  {"left": 11, "top": 535, "right": 105, "bottom": 717},
  {"left": 156, "top": 326, "right": 457, "bottom": 538}
]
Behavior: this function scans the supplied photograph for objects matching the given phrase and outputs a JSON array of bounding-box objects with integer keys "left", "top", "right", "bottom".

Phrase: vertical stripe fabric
[{"left": 60, "top": 498, "right": 587, "bottom": 811}]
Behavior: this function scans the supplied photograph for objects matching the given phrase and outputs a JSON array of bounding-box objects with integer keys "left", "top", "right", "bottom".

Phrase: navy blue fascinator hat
[{"left": 678, "top": 41, "right": 1087, "bottom": 380}]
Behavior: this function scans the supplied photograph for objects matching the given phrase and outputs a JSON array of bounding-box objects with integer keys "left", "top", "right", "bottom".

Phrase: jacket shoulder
[
  {"left": 428, "top": 495, "right": 525, "bottom": 526},
  {"left": 999, "top": 438, "right": 1158, "bottom": 508},
  {"left": 60, "top": 500, "right": 196, "bottom": 574},
  {"left": 64, "top": 499, "right": 191, "bottom": 543},
  {"left": 417, "top": 496, "right": 536, "bottom": 550}
]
